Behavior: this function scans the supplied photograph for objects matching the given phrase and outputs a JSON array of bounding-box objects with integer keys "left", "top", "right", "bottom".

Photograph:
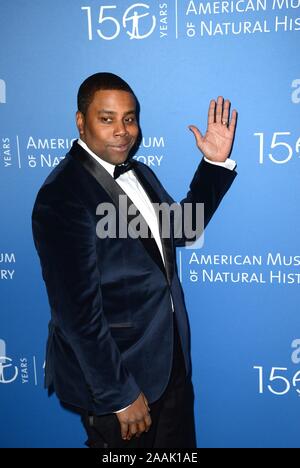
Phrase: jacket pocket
[{"left": 108, "top": 322, "right": 134, "bottom": 329}]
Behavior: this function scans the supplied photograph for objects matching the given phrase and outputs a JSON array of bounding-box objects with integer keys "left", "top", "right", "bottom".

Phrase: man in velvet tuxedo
[{"left": 32, "top": 73, "right": 237, "bottom": 448}]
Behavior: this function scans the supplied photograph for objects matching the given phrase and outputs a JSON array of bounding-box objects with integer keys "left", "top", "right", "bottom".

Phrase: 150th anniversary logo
[{"left": 80, "top": 1, "right": 300, "bottom": 41}]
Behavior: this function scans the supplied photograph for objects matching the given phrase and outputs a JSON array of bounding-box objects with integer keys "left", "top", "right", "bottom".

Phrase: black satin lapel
[
  {"left": 70, "top": 142, "right": 167, "bottom": 279},
  {"left": 133, "top": 164, "right": 174, "bottom": 285}
]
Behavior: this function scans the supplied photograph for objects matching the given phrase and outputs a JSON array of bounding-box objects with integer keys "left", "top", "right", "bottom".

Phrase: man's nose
[{"left": 114, "top": 121, "right": 128, "bottom": 136}]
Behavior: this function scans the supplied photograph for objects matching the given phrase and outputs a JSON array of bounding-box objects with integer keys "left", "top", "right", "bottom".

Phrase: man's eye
[
  {"left": 100, "top": 117, "right": 112, "bottom": 123},
  {"left": 125, "top": 117, "right": 136, "bottom": 123}
]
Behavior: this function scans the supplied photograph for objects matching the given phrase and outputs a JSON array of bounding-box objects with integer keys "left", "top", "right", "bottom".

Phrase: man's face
[{"left": 76, "top": 89, "right": 139, "bottom": 165}]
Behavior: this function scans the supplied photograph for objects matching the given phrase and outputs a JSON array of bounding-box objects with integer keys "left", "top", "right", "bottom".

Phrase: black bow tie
[{"left": 113, "top": 160, "right": 135, "bottom": 179}]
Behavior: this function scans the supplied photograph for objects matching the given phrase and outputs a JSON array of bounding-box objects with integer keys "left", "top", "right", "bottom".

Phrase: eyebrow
[{"left": 97, "top": 109, "right": 136, "bottom": 115}]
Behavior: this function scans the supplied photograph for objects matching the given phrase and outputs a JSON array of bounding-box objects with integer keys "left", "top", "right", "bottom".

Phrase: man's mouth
[{"left": 110, "top": 142, "right": 131, "bottom": 153}]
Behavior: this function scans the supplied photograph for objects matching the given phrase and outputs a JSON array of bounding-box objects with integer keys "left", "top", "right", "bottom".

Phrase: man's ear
[{"left": 76, "top": 111, "right": 85, "bottom": 136}]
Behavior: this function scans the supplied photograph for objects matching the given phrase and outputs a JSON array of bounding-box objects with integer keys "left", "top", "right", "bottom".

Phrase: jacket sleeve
[
  {"left": 32, "top": 187, "right": 141, "bottom": 413},
  {"left": 174, "top": 158, "right": 237, "bottom": 247},
  {"left": 146, "top": 158, "right": 237, "bottom": 247}
]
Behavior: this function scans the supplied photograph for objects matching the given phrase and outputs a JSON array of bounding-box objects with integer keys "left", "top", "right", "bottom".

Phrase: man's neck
[{"left": 77, "top": 138, "right": 115, "bottom": 176}]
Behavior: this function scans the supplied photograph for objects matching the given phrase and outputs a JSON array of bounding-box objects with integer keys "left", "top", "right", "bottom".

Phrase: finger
[
  {"left": 136, "top": 420, "right": 146, "bottom": 437},
  {"left": 208, "top": 99, "right": 216, "bottom": 125},
  {"left": 120, "top": 421, "right": 129, "bottom": 440},
  {"left": 188, "top": 125, "right": 203, "bottom": 148},
  {"left": 222, "top": 99, "right": 230, "bottom": 125},
  {"left": 128, "top": 422, "right": 138, "bottom": 439},
  {"left": 215, "top": 96, "right": 224, "bottom": 123},
  {"left": 229, "top": 109, "right": 237, "bottom": 133}
]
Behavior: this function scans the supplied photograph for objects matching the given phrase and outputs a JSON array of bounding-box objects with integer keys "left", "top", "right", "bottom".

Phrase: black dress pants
[{"left": 81, "top": 316, "right": 196, "bottom": 448}]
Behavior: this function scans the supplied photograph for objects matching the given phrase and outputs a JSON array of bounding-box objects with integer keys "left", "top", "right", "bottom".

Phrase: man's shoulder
[
  {"left": 41, "top": 152, "right": 77, "bottom": 186},
  {"left": 33, "top": 151, "right": 84, "bottom": 205}
]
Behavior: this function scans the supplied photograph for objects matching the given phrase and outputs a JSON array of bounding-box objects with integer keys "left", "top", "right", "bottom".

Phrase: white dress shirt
[{"left": 77, "top": 138, "right": 235, "bottom": 412}]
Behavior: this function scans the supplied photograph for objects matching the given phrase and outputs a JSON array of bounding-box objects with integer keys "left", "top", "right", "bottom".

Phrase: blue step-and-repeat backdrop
[{"left": 0, "top": 1, "right": 299, "bottom": 448}]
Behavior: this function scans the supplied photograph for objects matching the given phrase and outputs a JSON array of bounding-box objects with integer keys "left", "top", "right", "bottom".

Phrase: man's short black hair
[{"left": 77, "top": 72, "right": 136, "bottom": 115}]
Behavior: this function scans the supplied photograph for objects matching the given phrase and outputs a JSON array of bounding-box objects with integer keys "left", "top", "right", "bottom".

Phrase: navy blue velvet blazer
[{"left": 32, "top": 141, "right": 236, "bottom": 415}]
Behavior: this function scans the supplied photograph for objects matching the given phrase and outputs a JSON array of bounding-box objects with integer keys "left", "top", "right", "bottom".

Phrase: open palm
[{"left": 189, "top": 96, "right": 237, "bottom": 162}]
